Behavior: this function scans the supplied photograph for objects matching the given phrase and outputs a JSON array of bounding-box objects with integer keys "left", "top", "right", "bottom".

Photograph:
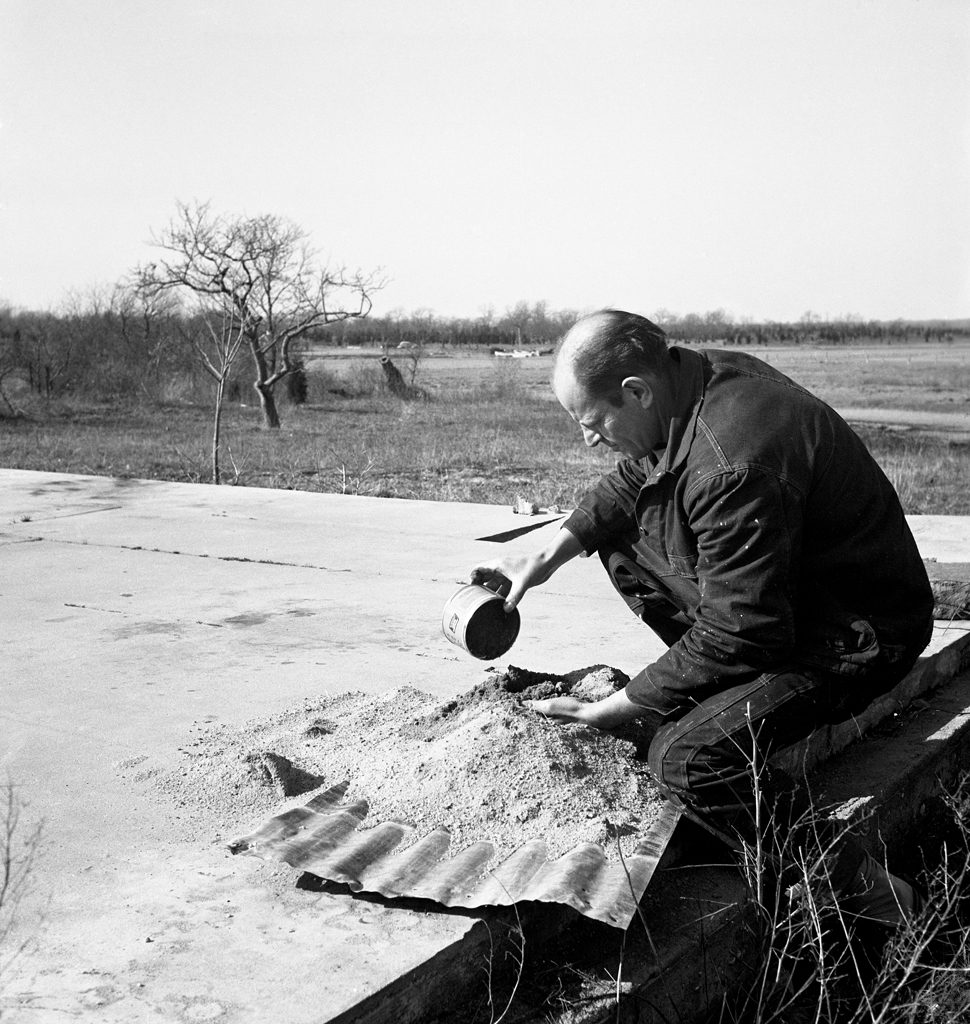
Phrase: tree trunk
[
  {"left": 248, "top": 336, "right": 282, "bottom": 429},
  {"left": 254, "top": 381, "right": 281, "bottom": 428},
  {"left": 212, "top": 377, "right": 225, "bottom": 484},
  {"left": 380, "top": 356, "right": 409, "bottom": 398}
]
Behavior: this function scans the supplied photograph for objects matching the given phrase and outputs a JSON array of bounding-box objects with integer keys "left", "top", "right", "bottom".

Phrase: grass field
[{"left": 1, "top": 342, "right": 968, "bottom": 514}]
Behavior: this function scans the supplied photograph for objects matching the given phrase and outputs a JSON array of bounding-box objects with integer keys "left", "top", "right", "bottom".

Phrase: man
[{"left": 472, "top": 309, "right": 933, "bottom": 924}]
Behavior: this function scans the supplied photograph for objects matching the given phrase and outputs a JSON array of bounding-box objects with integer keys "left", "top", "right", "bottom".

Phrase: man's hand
[
  {"left": 471, "top": 553, "right": 557, "bottom": 611},
  {"left": 523, "top": 696, "right": 591, "bottom": 723},
  {"left": 471, "top": 528, "right": 584, "bottom": 611},
  {"left": 526, "top": 689, "right": 644, "bottom": 730}
]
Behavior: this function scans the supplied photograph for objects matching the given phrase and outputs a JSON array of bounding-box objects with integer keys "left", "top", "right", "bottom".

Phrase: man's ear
[{"left": 621, "top": 376, "right": 653, "bottom": 409}]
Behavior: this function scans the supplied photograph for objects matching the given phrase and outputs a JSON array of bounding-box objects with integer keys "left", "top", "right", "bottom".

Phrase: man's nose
[{"left": 582, "top": 426, "right": 601, "bottom": 447}]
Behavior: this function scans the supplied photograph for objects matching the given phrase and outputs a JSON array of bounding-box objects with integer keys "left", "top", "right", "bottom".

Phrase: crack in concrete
[
  {"left": 65, "top": 602, "right": 126, "bottom": 615},
  {"left": 14, "top": 504, "right": 124, "bottom": 523},
  {"left": 19, "top": 534, "right": 354, "bottom": 573},
  {"left": 63, "top": 603, "right": 227, "bottom": 629}
]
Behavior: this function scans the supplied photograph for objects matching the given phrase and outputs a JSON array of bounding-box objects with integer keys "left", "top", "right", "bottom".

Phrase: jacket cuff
[
  {"left": 562, "top": 508, "right": 600, "bottom": 555},
  {"left": 624, "top": 669, "right": 683, "bottom": 719}
]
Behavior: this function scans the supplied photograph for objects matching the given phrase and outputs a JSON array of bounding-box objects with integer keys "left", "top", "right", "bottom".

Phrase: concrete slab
[
  {"left": 0, "top": 469, "right": 668, "bottom": 1024},
  {"left": 907, "top": 515, "right": 970, "bottom": 563},
  {"left": 1, "top": 469, "right": 968, "bottom": 1024}
]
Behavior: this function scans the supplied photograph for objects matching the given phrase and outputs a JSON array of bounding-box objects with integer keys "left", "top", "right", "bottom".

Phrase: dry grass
[
  {"left": 0, "top": 780, "right": 44, "bottom": 988},
  {"left": 0, "top": 345, "right": 968, "bottom": 514},
  {"left": 0, "top": 377, "right": 615, "bottom": 508},
  {"left": 712, "top": 775, "right": 970, "bottom": 1024}
]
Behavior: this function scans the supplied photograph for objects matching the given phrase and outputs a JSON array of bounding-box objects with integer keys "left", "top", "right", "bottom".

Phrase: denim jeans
[{"left": 602, "top": 543, "right": 931, "bottom": 892}]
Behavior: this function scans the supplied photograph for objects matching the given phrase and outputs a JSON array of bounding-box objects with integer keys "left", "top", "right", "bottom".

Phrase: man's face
[{"left": 553, "top": 366, "right": 661, "bottom": 460}]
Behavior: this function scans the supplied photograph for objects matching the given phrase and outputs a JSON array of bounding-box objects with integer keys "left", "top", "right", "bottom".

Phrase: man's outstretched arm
[
  {"left": 525, "top": 689, "right": 644, "bottom": 729},
  {"left": 470, "top": 526, "right": 585, "bottom": 611}
]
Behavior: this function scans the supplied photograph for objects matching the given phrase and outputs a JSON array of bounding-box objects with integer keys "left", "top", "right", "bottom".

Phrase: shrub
[{"left": 285, "top": 360, "right": 309, "bottom": 405}]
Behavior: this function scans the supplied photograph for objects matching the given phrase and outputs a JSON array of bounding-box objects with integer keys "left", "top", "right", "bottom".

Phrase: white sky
[{"left": 1, "top": 0, "right": 968, "bottom": 321}]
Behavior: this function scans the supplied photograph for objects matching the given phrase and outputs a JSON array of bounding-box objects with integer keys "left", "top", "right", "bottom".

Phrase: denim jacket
[{"left": 563, "top": 347, "right": 934, "bottom": 717}]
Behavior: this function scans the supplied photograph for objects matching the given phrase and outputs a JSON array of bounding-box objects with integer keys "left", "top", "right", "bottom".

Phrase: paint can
[{"left": 441, "top": 583, "right": 521, "bottom": 660}]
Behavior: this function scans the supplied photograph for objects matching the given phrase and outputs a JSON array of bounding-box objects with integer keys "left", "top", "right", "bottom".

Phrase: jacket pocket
[{"left": 669, "top": 552, "right": 698, "bottom": 580}]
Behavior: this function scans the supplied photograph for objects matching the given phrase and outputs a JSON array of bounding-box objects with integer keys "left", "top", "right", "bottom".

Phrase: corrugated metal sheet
[{"left": 228, "top": 781, "right": 681, "bottom": 928}]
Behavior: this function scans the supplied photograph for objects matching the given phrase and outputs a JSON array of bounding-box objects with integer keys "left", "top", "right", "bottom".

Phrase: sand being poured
[{"left": 137, "top": 665, "right": 666, "bottom": 860}]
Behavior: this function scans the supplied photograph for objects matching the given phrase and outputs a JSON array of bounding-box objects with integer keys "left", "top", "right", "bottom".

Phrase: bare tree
[
  {"left": 140, "top": 201, "right": 380, "bottom": 428},
  {"left": 0, "top": 308, "right": 23, "bottom": 416},
  {"left": 127, "top": 265, "right": 248, "bottom": 484},
  {"left": 181, "top": 307, "right": 247, "bottom": 484},
  {"left": 110, "top": 282, "right": 182, "bottom": 398},
  {"left": 12, "top": 314, "right": 74, "bottom": 399}
]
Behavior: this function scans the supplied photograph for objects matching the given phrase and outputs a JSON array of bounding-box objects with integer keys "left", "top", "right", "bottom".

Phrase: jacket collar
[{"left": 643, "top": 347, "right": 708, "bottom": 483}]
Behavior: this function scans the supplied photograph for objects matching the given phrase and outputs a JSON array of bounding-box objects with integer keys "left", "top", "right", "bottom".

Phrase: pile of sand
[{"left": 130, "top": 665, "right": 666, "bottom": 860}]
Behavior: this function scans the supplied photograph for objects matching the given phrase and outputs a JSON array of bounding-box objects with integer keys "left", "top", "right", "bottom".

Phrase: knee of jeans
[
  {"left": 647, "top": 720, "right": 692, "bottom": 801},
  {"left": 647, "top": 716, "right": 751, "bottom": 805}
]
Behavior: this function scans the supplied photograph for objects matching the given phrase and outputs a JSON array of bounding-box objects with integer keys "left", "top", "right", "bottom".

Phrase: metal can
[{"left": 441, "top": 583, "right": 521, "bottom": 660}]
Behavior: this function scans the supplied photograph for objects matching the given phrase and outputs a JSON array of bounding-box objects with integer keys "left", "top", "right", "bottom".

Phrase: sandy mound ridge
[{"left": 133, "top": 666, "right": 666, "bottom": 860}]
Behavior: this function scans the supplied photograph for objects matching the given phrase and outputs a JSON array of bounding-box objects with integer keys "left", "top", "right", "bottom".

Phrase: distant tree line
[
  {"left": 0, "top": 286, "right": 188, "bottom": 410},
  {"left": 1, "top": 296, "right": 963, "bottom": 414},
  {"left": 314, "top": 303, "right": 964, "bottom": 352},
  {"left": 317, "top": 301, "right": 576, "bottom": 350}
]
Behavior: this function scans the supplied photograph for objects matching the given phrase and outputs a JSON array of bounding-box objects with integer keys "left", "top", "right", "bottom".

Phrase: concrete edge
[
  {"left": 773, "top": 629, "right": 970, "bottom": 776},
  {"left": 328, "top": 916, "right": 501, "bottom": 1024}
]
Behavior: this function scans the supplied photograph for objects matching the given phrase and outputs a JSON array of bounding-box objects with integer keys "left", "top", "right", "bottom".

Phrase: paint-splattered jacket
[{"left": 563, "top": 346, "right": 934, "bottom": 717}]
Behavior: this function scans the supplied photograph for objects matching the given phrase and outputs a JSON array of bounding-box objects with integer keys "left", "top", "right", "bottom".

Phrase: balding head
[
  {"left": 554, "top": 310, "right": 670, "bottom": 406},
  {"left": 552, "top": 310, "right": 675, "bottom": 459}
]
